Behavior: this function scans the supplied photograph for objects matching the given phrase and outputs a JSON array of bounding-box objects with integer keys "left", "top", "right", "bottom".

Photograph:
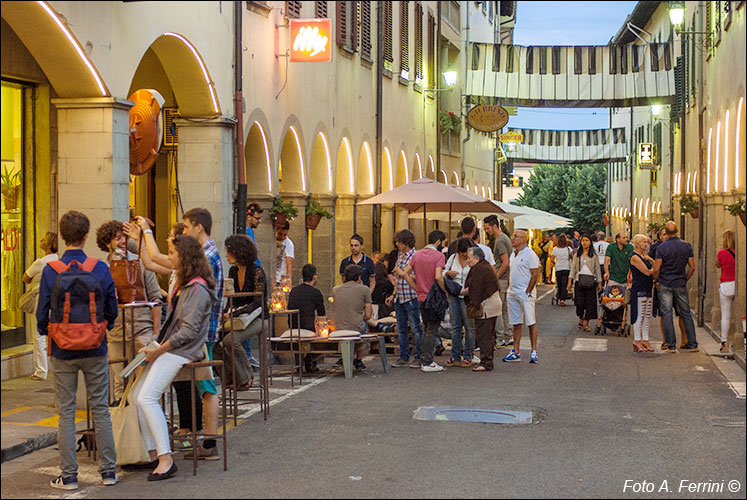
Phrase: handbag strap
[{"left": 119, "top": 366, "right": 145, "bottom": 408}]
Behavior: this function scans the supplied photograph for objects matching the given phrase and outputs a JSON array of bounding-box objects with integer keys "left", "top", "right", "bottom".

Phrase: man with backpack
[{"left": 36, "top": 211, "right": 120, "bottom": 490}]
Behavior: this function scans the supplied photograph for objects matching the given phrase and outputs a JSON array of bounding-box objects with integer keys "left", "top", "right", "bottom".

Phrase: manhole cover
[{"left": 414, "top": 406, "right": 533, "bottom": 424}]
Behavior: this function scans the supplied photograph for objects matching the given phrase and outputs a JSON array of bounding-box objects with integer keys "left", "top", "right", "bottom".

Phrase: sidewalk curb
[
  {"left": 701, "top": 322, "right": 746, "bottom": 372},
  {"left": 1, "top": 431, "right": 57, "bottom": 464}
]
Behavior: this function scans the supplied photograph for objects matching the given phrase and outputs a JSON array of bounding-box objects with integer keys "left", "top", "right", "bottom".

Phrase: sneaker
[
  {"left": 434, "top": 344, "right": 445, "bottom": 356},
  {"left": 101, "top": 471, "right": 119, "bottom": 486},
  {"left": 409, "top": 359, "right": 422, "bottom": 369},
  {"left": 505, "top": 339, "right": 514, "bottom": 346},
  {"left": 391, "top": 358, "right": 409, "bottom": 367},
  {"left": 444, "top": 358, "right": 461, "bottom": 367},
  {"left": 529, "top": 350, "right": 538, "bottom": 364},
  {"left": 471, "top": 355, "right": 480, "bottom": 365},
  {"left": 663, "top": 346, "right": 678, "bottom": 353},
  {"left": 353, "top": 359, "right": 367, "bottom": 372},
  {"left": 183, "top": 445, "right": 219, "bottom": 461},
  {"left": 421, "top": 362, "right": 444, "bottom": 372},
  {"left": 495, "top": 339, "right": 506, "bottom": 349},
  {"left": 503, "top": 350, "right": 521, "bottom": 362},
  {"left": 680, "top": 344, "right": 700, "bottom": 352},
  {"left": 50, "top": 475, "right": 78, "bottom": 490},
  {"left": 248, "top": 356, "right": 261, "bottom": 368}
]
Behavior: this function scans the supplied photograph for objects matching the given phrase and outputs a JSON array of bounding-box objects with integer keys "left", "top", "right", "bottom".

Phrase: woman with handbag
[
  {"left": 551, "top": 234, "right": 573, "bottom": 307},
  {"left": 133, "top": 235, "right": 217, "bottom": 481},
  {"left": 21, "top": 232, "right": 58, "bottom": 380},
  {"left": 629, "top": 234, "right": 655, "bottom": 352},
  {"left": 213, "top": 234, "right": 268, "bottom": 390},
  {"left": 444, "top": 237, "right": 476, "bottom": 367},
  {"left": 568, "top": 234, "right": 602, "bottom": 332},
  {"left": 463, "top": 246, "right": 501, "bottom": 372}
]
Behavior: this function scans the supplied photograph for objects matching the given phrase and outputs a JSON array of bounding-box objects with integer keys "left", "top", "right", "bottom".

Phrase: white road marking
[
  {"left": 238, "top": 374, "right": 334, "bottom": 419},
  {"left": 729, "top": 382, "right": 746, "bottom": 399},
  {"left": 571, "top": 338, "right": 608, "bottom": 352}
]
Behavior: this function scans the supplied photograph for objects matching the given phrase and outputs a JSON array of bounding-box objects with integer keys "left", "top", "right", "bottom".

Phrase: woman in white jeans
[
  {"left": 629, "top": 234, "right": 655, "bottom": 352},
  {"left": 133, "top": 235, "right": 217, "bottom": 481},
  {"left": 715, "top": 230, "right": 736, "bottom": 353}
]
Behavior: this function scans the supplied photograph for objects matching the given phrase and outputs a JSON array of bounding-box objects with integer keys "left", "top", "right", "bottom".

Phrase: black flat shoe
[
  {"left": 147, "top": 463, "right": 178, "bottom": 481},
  {"left": 121, "top": 459, "right": 158, "bottom": 471}
]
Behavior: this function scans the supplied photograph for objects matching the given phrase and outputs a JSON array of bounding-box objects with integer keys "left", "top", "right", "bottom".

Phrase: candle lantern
[
  {"left": 314, "top": 316, "right": 330, "bottom": 338},
  {"left": 271, "top": 288, "right": 287, "bottom": 311},
  {"left": 280, "top": 276, "right": 292, "bottom": 293}
]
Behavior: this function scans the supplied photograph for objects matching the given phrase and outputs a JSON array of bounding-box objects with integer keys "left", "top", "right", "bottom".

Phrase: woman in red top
[{"left": 715, "top": 230, "right": 736, "bottom": 353}]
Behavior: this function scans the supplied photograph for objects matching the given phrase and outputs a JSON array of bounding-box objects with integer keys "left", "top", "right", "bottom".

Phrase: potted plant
[
  {"left": 679, "top": 193, "right": 700, "bottom": 218},
  {"left": 1, "top": 164, "right": 21, "bottom": 211},
  {"left": 438, "top": 109, "right": 453, "bottom": 134},
  {"left": 647, "top": 219, "right": 668, "bottom": 236},
  {"left": 269, "top": 197, "right": 298, "bottom": 228},
  {"left": 726, "top": 197, "right": 746, "bottom": 226},
  {"left": 305, "top": 199, "right": 332, "bottom": 230}
]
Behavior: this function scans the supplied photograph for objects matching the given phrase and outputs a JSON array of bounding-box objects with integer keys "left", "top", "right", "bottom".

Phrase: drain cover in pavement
[{"left": 414, "top": 406, "right": 533, "bottom": 424}]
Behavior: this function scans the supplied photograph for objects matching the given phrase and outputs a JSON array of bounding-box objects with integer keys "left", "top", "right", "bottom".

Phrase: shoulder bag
[{"left": 110, "top": 233, "right": 146, "bottom": 304}]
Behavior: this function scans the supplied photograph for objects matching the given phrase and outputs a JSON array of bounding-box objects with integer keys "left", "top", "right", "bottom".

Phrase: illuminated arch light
[
  {"left": 633, "top": 198, "right": 637, "bottom": 216},
  {"left": 38, "top": 1, "right": 108, "bottom": 96},
  {"left": 707, "top": 127, "right": 713, "bottom": 193},
  {"left": 736, "top": 97, "right": 743, "bottom": 189},
  {"left": 657, "top": 201, "right": 662, "bottom": 213},
  {"left": 724, "top": 110, "right": 730, "bottom": 192},
  {"left": 400, "top": 151, "right": 409, "bottom": 184},
  {"left": 715, "top": 120, "right": 721, "bottom": 192},
  {"left": 289, "top": 126, "right": 306, "bottom": 192},
  {"left": 465, "top": 183, "right": 469, "bottom": 191},
  {"left": 415, "top": 153, "right": 423, "bottom": 179},
  {"left": 342, "top": 137, "right": 354, "bottom": 193},
  {"left": 639, "top": 199, "right": 645, "bottom": 217},
  {"left": 693, "top": 171, "right": 697, "bottom": 191},
  {"left": 384, "top": 147, "right": 393, "bottom": 190},
  {"left": 645, "top": 198, "right": 650, "bottom": 218},
  {"left": 439, "top": 169, "right": 447, "bottom": 183},
  {"left": 428, "top": 155, "right": 435, "bottom": 175},
  {"left": 164, "top": 32, "right": 220, "bottom": 114},
  {"left": 686, "top": 172, "right": 692, "bottom": 193},
  {"left": 452, "top": 171, "right": 460, "bottom": 186},
  {"left": 363, "top": 142, "right": 374, "bottom": 193},
  {"left": 318, "top": 132, "right": 332, "bottom": 192},
  {"left": 474, "top": 185, "right": 478, "bottom": 194},
  {"left": 481, "top": 186, "right": 486, "bottom": 198},
  {"left": 254, "top": 121, "right": 272, "bottom": 192},
  {"left": 488, "top": 187, "right": 492, "bottom": 199}
]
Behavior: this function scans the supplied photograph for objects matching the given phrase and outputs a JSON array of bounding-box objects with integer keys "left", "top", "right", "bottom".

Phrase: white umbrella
[{"left": 512, "top": 214, "right": 572, "bottom": 230}]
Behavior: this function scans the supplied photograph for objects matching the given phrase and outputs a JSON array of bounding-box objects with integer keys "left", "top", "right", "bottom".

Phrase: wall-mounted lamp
[
  {"left": 424, "top": 71, "right": 458, "bottom": 95},
  {"left": 668, "top": 0, "right": 713, "bottom": 35}
]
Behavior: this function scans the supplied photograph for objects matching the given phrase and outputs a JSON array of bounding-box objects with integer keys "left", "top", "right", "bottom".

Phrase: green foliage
[
  {"left": 306, "top": 199, "right": 332, "bottom": 219},
  {"left": 270, "top": 197, "right": 298, "bottom": 221},
  {"left": 516, "top": 163, "right": 607, "bottom": 233},
  {"left": 725, "top": 197, "right": 745, "bottom": 216},
  {"left": 647, "top": 219, "right": 670, "bottom": 235},
  {"left": 678, "top": 193, "right": 699, "bottom": 215},
  {"left": 438, "top": 109, "right": 461, "bottom": 134},
  {"left": 1, "top": 165, "right": 21, "bottom": 188}
]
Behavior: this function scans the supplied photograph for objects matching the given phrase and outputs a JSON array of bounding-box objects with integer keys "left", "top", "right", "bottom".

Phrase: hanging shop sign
[
  {"left": 638, "top": 142, "right": 654, "bottom": 168},
  {"left": 290, "top": 19, "right": 332, "bottom": 62},
  {"left": 467, "top": 105, "right": 509, "bottom": 133},
  {"left": 499, "top": 132, "right": 524, "bottom": 144}
]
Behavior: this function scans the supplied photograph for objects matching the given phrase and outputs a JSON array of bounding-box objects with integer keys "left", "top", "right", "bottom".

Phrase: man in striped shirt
[
  {"left": 385, "top": 229, "right": 424, "bottom": 368},
  {"left": 182, "top": 208, "right": 223, "bottom": 461}
]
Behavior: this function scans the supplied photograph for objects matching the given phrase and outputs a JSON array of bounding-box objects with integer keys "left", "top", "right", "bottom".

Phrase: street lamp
[
  {"left": 668, "top": 1, "right": 685, "bottom": 29},
  {"left": 651, "top": 104, "right": 662, "bottom": 116},
  {"left": 424, "top": 71, "right": 458, "bottom": 95}
]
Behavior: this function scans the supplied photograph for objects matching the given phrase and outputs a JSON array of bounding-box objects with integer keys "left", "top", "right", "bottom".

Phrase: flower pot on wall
[
  {"left": 306, "top": 213, "right": 322, "bottom": 230},
  {"left": 689, "top": 208, "right": 699, "bottom": 219},
  {"left": 272, "top": 213, "right": 288, "bottom": 228},
  {"left": 740, "top": 212, "right": 746, "bottom": 226}
]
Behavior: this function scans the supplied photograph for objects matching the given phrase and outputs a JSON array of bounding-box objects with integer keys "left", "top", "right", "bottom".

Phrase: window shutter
[
  {"left": 361, "top": 1, "right": 371, "bottom": 59},
  {"left": 384, "top": 1, "right": 393, "bottom": 67},
  {"left": 428, "top": 13, "right": 435, "bottom": 88},
  {"left": 315, "top": 1, "right": 327, "bottom": 19},
  {"left": 352, "top": 1, "right": 360, "bottom": 52},
  {"left": 337, "top": 1, "right": 347, "bottom": 46},
  {"left": 286, "top": 1, "right": 302, "bottom": 19},
  {"left": 400, "top": 0, "right": 409, "bottom": 74},
  {"left": 415, "top": 3, "right": 423, "bottom": 81}
]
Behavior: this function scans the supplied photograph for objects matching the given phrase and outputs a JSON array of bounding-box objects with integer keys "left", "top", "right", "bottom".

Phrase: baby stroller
[{"left": 595, "top": 283, "right": 630, "bottom": 336}]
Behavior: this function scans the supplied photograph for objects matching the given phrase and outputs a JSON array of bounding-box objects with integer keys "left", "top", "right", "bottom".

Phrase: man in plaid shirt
[
  {"left": 385, "top": 229, "right": 424, "bottom": 368},
  {"left": 182, "top": 208, "right": 223, "bottom": 460}
]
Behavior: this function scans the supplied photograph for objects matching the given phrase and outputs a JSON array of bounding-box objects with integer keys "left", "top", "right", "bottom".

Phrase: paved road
[{"left": 2, "top": 284, "right": 745, "bottom": 499}]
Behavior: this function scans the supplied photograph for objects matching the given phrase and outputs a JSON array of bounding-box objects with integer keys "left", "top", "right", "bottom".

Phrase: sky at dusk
[{"left": 508, "top": 1, "right": 638, "bottom": 131}]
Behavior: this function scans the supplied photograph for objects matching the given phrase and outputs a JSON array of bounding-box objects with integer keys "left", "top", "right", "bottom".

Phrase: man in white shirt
[
  {"left": 275, "top": 221, "right": 295, "bottom": 286},
  {"left": 472, "top": 230, "right": 496, "bottom": 267},
  {"left": 503, "top": 230, "right": 540, "bottom": 364},
  {"left": 593, "top": 231, "right": 609, "bottom": 279}
]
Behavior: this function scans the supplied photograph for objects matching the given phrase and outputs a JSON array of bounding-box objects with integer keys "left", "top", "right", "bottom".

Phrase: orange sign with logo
[{"left": 290, "top": 19, "right": 332, "bottom": 62}]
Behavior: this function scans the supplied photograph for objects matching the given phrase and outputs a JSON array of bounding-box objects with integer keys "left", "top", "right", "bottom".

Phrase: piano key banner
[
  {"left": 467, "top": 43, "right": 675, "bottom": 108},
  {"left": 503, "top": 127, "right": 629, "bottom": 164}
]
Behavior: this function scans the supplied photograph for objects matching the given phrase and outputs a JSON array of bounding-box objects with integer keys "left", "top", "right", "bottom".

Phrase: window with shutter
[
  {"left": 650, "top": 42, "right": 660, "bottom": 72},
  {"left": 384, "top": 1, "right": 393, "bottom": 71},
  {"left": 337, "top": 1, "right": 347, "bottom": 46},
  {"left": 415, "top": 3, "right": 423, "bottom": 83},
  {"left": 315, "top": 1, "right": 327, "bottom": 18},
  {"left": 400, "top": 1, "right": 409, "bottom": 77},
  {"left": 361, "top": 1, "right": 371, "bottom": 60},
  {"left": 427, "top": 13, "right": 435, "bottom": 89},
  {"left": 286, "top": 1, "right": 302, "bottom": 19},
  {"left": 352, "top": 1, "right": 360, "bottom": 52}
]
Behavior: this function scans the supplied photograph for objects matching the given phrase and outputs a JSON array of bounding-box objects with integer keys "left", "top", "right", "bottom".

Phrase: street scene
[{"left": 1, "top": 1, "right": 745, "bottom": 498}]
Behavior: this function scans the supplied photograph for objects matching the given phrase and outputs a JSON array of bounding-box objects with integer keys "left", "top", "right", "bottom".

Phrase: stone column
[
  {"left": 52, "top": 97, "right": 132, "bottom": 256},
  {"left": 273, "top": 192, "right": 308, "bottom": 288},
  {"left": 355, "top": 195, "right": 375, "bottom": 253},
  {"left": 175, "top": 117, "right": 234, "bottom": 259},
  {"left": 309, "top": 193, "right": 336, "bottom": 299}
]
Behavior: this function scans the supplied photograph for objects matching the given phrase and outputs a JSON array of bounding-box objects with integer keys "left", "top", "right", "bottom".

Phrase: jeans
[
  {"left": 659, "top": 285, "right": 697, "bottom": 348},
  {"left": 633, "top": 296, "right": 653, "bottom": 341},
  {"left": 448, "top": 296, "right": 475, "bottom": 361},
  {"left": 214, "top": 318, "right": 268, "bottom": 386},
  {"left": 419, "top": 303, "right": 440, "bottom": 366},
  {"left": 51, "top": 355, "right": 116, "bottom": 478},
  {"left": 394, "top": 299, "right": 424, "bottom": 361},
  {"left": 133, "top": 352, "right": 190, "bottom": 455}
]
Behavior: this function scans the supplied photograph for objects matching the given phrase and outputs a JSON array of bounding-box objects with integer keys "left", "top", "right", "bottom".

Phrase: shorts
[
  {"left": 507, "top": 291, "right": 536, "bottom": 326},
  {"left": 195, "top": 341, "right": 217, "bottom": 397}
]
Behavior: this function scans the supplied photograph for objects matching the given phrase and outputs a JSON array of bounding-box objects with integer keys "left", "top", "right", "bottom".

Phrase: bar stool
[
  {"left": 169, "top": 358, "right": 228, "bottom": 475},
  {"left": 267, "top": 309, "right": 302, "bottom": 388},
  {"left": 221, "top": 291, "right": 269, "bottom": 423}
]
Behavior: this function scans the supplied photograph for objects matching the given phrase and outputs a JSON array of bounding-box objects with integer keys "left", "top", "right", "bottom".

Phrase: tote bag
[
  {"left": 110, "top": 234, "right": 146, "bottom": 304},
  {"left": 110, "top": 369, "right": 150, "bottom": 465}
]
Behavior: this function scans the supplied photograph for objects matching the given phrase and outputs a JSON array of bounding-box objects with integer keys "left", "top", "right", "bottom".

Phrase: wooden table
[{"left": 270, "top": 334, "right": 388, "bottom": 379}]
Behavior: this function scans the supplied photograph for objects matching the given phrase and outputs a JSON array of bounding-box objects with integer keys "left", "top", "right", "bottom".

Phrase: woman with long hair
[
  {"left": 444, "top": 237, "right": 476, "bottom": 367},
  {"left": 133, "top": 235, "right": 217, "bottom": 481},
  {"left": 568, "top": 234, "right": 602, "bottom": 332},
  {"left": 715, "top": 230, "right": 736, "bottom": 353},
  {"left": 214, "top": 234, "right": 268, "bottom": 390},
  {"left": 629, "top": 234, "right": 655, "bottom": 352},
  {"left": 551, "top": 234, "right": 573, "bottom": 307}
]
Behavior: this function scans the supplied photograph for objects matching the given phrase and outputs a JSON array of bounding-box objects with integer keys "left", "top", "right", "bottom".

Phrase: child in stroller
[{"left": 597, "top": 283, "right": 629, "bottom": 336}]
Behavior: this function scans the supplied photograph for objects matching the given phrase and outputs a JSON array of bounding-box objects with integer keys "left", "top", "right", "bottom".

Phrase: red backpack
[{"left": 47, "top": 258, "right": 108, "bottom": 352}]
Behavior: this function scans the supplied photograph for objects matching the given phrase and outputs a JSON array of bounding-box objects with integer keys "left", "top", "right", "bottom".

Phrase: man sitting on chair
[
  {"left": 331, "top": 264, "right": 373, "bottom": 372},
  {"left": 287, "top": 264, "right": 326, "bottom": 373}
]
